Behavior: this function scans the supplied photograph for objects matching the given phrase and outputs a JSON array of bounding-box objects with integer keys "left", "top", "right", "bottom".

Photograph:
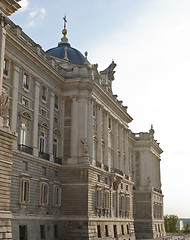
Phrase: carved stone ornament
[
  {"left": 0, "top": 14, "right": 8, "bottom": 28},
  {"left": 0, "top": 90, "right": 10, "bottom": 117},
  {"left": 80, "top": 138, "right": 88, "bottom": 154}
]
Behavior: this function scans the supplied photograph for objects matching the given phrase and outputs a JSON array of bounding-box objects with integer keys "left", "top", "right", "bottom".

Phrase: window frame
[
  {"left": 23, "top": 73, "right": 30, "bottom": 91},
  {"left": 3, "top": 58, "right": 9, "bottom": 77},
  {"left": 41, "top": 86, "right": 47, "bottom": 103},
  {"left": 40, "top": 182, "right": 49, "bottom": 206},
  {"left": 19, "top": 174, "right": 30, "bottom": 205},
  {"left": 53, "top": 185, "right": 62, "bottom": 207}
]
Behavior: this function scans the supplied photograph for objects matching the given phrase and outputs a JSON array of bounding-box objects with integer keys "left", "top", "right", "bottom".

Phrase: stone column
[
  {"left": 103, "top": 111, "right": 109, "bottom": 167},
  {"left": 96, "top": 104, "right": 102, "bottom": 164},
  {"left": 0, "top": 16, "right": 7, "bottom": 126},
  {"left": 124, "top": 130, "right": 129, "bottom": 177},
  {"left": 32, "top": 80, "right": 40, "bottom": 157},
  {"left": 78, "top": 95, "right": 89, "bottom": 164},
  {"left": 88, "top": 97, "right": 93, "bottom": 164},
  {"left": 69, "top": 96, "right": 78, "bottom": 164},
  {"left": 11, "top": 64, "right": 20, "bottom": 150},
  {"left": 48, "top": 91, "right": 55, "bottom": 162},
  {"left": 120, "top": 126, "right": 124, "bottom": 173},
  {"left": 60, "top": 96, "right": 65, "bottom": 161},
  {"left": 113, "top": 120, "right": 118, "bottom": 169},
  {"left": 0, "top": 16, "right": 7, "bottom": 94}
]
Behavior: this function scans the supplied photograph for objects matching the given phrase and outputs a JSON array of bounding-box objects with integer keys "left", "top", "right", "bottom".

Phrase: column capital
[
  {"left": 49, "top": 90, "right": 55, "bottom": 98},
  {"left": 88, "top": 96, "right": 95, "bottom": 103},
  {"left": 72, "top": 95, "right": 78, "bottom": 102},
  {"left": 34, "top": 79, "right": 40, "bottom": 87}
]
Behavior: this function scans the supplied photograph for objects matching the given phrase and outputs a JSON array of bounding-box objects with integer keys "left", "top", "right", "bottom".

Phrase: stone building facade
[{"left": 0, "top": 1, "right": 165, "bottom": 240}]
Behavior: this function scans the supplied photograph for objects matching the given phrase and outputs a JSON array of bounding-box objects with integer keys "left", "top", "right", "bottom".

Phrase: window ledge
[{"left": 23, "top": 87, "right": 29, "bottom": 93}]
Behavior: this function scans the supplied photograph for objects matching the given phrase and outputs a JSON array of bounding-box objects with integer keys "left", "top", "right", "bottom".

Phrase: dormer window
[
  {"left": 23, "top": 73, "right": 29, "bottom": 90},
  {"left": 41, "top": 86, "right": 47, "bottom": 102}
]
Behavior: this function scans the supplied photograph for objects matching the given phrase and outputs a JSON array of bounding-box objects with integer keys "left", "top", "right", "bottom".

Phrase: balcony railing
[
  {"left": 54, "top": 156, "right": 62, "bottom": 165},
  {"left": 18, "top": 144, "right": 33, "bottom": 155},
  {"left": 23, "top": 83, "right": 29, "bottom": 89},
  {"left": 95, "top": 161, "right": 101, "bottom": 168},
  {"left": 112, "top": 168, "right": 124, "bottom": 176},
  {"left": 104, "top": 164, "right": 109, "bottom": 172},
  {"left": 39, "top": 152, "right": 50, "bottom": 161},
  {"left": 153, "top": 187, "right": 162, "bottom": 194}
]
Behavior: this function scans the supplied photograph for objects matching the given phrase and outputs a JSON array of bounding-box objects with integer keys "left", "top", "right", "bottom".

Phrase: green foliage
[
  {"left": 164, "top": 215, "right": 178, "bottom": 233},
  {"left": 183, "top": 224, "right": 190, "bottom": 233}
]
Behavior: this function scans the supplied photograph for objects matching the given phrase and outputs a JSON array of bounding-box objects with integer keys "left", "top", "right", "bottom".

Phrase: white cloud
[
  {"left": 19, "top": 0, "right": 29, "bottom": 11},
  {"left": 26, "top": 8, "right": 46, "bottom": 28}
]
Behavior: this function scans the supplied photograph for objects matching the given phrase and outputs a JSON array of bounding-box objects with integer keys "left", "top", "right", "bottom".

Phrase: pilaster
[
  {"left": 87, "top": 97, "right": 93, "bottom": 163},
  {"left": 0, "top": 15, "right": 7, "bottom": 127},
  {"left": 32, "top": 79, "right": 40, "bottom": 157},
  {"left": 103, "top": 110, "right": 109, "bottom": 167},
  {"left": 10, "top": 64, "right": 19, "bottom": 150},
  {"left": 78, "top": 94, "right": 89, "bottom": 164},
  {"left": 68, "top": 96, "right": 78, "bottom": 164},
  {"left": 113, "top": 120, "right": 118, "bottom": 169},
  {"left": 96, "top": 104, "right": 102, "bottom": 164},
  {"left": 124, "top": 130, "right": 129, "bottom": 176},
  {"left": 48, "top": 91, "right": 55, "bottom": 162}
]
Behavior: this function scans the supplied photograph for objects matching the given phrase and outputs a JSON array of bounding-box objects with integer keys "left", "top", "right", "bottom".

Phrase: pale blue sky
[{"left": 11, "top": 0, "right": 190, "bottom": 218}]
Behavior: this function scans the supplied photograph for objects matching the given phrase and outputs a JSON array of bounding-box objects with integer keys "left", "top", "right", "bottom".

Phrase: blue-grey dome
[{"left": 46, "top": 42, "right": 88, "bottom": 66}]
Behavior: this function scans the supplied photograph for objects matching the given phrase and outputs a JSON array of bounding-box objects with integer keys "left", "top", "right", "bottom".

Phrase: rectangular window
[
  {"left": 22, "top": 97, "right": 29, "bottom": 107},
  {"left": 23, "top": 73, "right": 29, "bottom": 90},
  {"left": 112, "top": 193, "right": 116, "bottom": 209},
  {"left": 54, "top": 225, "right": 58, "bottom": 238},
  {"left": 3, "top": 59, "right": 8, "bottom": 76},
  {"left": 20, "top": 180, "right": 29, "bottom": 203},
  {"left": 121, "top": 225, "right": 124, "bottom": 235},
  {"left": 41, "top": 86, "right": 47, "bottom": 102},
  {"left": 54, "top": 186, "right": 61, "bottom": 207},
  {"left": 121, "top": 195, "right": 125, "bottom": 211},
  {"left": 108, "top": 117, "right": 112, "bottom": 129},
  {"left": 53, "top": 138, "right": 58, "bottom": 157},
  {"left": 54, "top": 117, "right": 58, "bottom": 124},
  {"left": 40, "top": 225, "right": 46, "bottom": 239},
  {"left": 40, "top": 183, "right": 48, "bottom": 206},
  {"left": 104, "top": 191, "right": 109, "bottom": 209},
  {"left": 39, "top": 131, "right": 45, "bottom": 153},
  {"left": 97, "top": 225, "right": 101, "bottom": 238},
  {"left": 113, "top": 225, "right": 117, "bottom": 238},
  {"left": 20, "top": 123, "right": 27, "bottom": 145},
  {"left": 19, "top": 225, "right": 27, "bottom": 240},
  {"left": 54, "top": 95, "right": 59, "bottom": 110},
  {"left": 105, "top": 225, "right": 109, "bottom": 237},
  {"left": 125, "top": 196, "right": 130, "bottom": 212},
  {"left": 127, "top": 224, "right": 130, "bottom": 235},
  {"left": 97, "top": 189, "right": 102, "bottom": 208},
  {"left": 41, "top": 109, "right": 47, "bottom": 118}
]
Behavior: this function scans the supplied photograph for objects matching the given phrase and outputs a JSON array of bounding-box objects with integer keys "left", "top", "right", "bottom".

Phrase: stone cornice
[
  {"left": 6, "top": 20, "right": 64, "bottom": 87},
  {"left": 0, "top": 0, "right": 21, "bottom": 16}
]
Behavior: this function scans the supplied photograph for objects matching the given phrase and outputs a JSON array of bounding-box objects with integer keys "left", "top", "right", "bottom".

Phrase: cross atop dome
[{"left": 60, "top": 15, "right": 69, "bottom": 44}]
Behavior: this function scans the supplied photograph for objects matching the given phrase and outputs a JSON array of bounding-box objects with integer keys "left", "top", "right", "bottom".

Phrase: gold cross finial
[{"left": 62, "top": 15, "right": 68, "bottom": 37}]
